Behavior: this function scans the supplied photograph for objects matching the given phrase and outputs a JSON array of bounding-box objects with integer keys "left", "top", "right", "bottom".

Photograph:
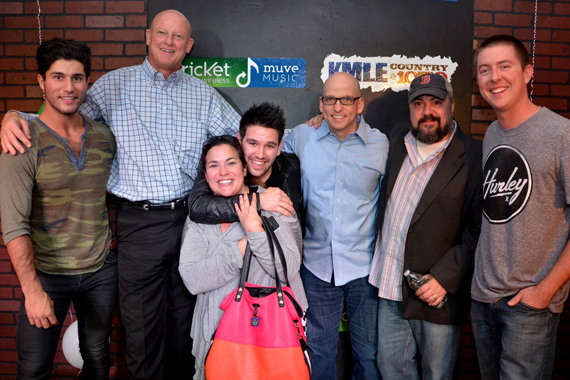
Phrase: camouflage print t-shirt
[{"left": 0, "top": 116, "right": 116, "bottom": 275}]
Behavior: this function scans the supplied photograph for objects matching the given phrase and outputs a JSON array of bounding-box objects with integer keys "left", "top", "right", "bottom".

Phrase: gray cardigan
[{"left": 179, "top": 187, "right": 307, "bottom": 380}]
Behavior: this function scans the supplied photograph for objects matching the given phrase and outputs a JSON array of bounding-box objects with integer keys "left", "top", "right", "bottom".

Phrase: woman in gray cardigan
[{"left": 179, "top": 135, "right": 307, "bottom": 380}]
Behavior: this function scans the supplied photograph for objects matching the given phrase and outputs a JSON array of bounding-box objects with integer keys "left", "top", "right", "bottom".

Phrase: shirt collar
[
  {"left": 141, "top": 57, "right": 184, "bottom": 86},
  {"left": 404, "top": 119, "right": 457, "bottom": 163},
  {"left": 317, "top": 114, "right": 368, "bottom": 143}
]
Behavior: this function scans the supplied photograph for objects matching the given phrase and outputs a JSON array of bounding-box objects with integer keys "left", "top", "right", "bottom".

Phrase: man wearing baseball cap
[{"left": 369, "top": 73, "right": 483, "bottom": 379}]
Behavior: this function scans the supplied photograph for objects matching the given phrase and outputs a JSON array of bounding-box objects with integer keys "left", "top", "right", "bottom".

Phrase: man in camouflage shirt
[{"left": 0, "top": 38, "right": 116, "bottom": 379}]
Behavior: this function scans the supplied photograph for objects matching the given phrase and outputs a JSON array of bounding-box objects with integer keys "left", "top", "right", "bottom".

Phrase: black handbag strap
[{"left": 235, "top": 215, "right": 288, "bottom": 308}]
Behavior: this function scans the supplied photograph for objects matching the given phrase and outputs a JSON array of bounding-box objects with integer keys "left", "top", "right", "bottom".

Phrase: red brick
[
  {"left": 90, "top": 71, "right": 106, "bottom": 82},
  {"left": 25, "top": 86, "right": 42, "bottom": 98},
  {"left": 0, "top": 325, "right": 17, "bottom": 337},
  {"left": 5, "top": 45, "right": 37, "bottom": 57},
  {"left": 91, "top": 57, "right": 104, "bottom": 71},
  {"left": 472, "top": 108, "right": 497, "bottom": 121},
  {"left": 0, "top": 337, "right": 16, "bottom": 349},
  {"left": 125, "top": 43, "right": 147, "bottom": 56},
  {"left": 0, "top": 350, "right": 18, "bottom": 362},
  {"left": 24, "top": 29, "right": 63, "bottom": 43},
  {"left": 0, "top": 261, "right": 14, "bottom": 273},
  {"left": 0, "top": 86, "right": 24, "bottom": 98},
  {"left": 25, "top": 57, "right": 38, "bottom": 71},
  {"left": 44, "top": 15, "right": 84, "bottom": 28},
  {"left": 553, "top": 30, "right": 570, "bottom": 42},
  {"left": 0, "top": 2, "right": 23, "bottom": 14},
  {"left": 65, "top": 1, "right": 104, "bottom": 14},
  {"left": 0, "top": 59, "right": 25, "bottom": 71},
  {"left": 475, "top": 0, "right": 512, "bottom": 11},
  {"left": 515, "top": 1, "right": 553, "bottom": 14},
  {"left": 474, "top": 26, "right": 513, "bottom": 38},
  {"left": 0, "top": 362, "right": 17, "bottom": 374},
  {"left": 105, "top": 57, "right": 144, "bottom": 70},
  {"left": 535, "top": 43, "right": 570, "bottom": 56},
  {"left": 474, "top": 12, "right": 493, "bottom": 24},
  {"left": 470, "top": 122, "right": 492, "bottom": 135},
  {"left": 554, "top": 2, "right": 570, "bottom": 15},
  {"left": 514, "top": 28, "right": 551, "bottom": 42},
  {"left": 532, "top": 56, "right": 551, "bottom": 69},
  {"left": 106, "top": 1, "right": 146, "bottom": 14},
  {"left": 552, "top": 85, "right": 570, "bottom": 97},
  {"left": 106, "top": 29, "right": 145, "bottom": 41},
  {"left": 126, "top": 15, "right": 148, "bottom": 28},
  {"left": 4, "top": 16, "right": 42, "bottom": 29},
  {"left": 5, "top": 100, "right": 43, "bottom": 113},
  {"left": 90, "top": 43, "right": 124, "bottom": 56},
  {"left": 86, "top": 15, "right": 124, "bottom": 28},
  {"left": 538, "top": 16, "right": 570, "bottom": 29},
  {"left": 5, "top": 72, "right": 37, "bottom": 85},
  {"left": 553, "top": 57, "right": 570, "bottom": 69},
  {"left": 495, "top": 13, "right": 533, "bottom": 27},
  {"left": 533, "top": 97, "right": 568, "bottom": 111},
  {"left": 24, "top": 2, "right": 63, "bottom": 14},
  {"left": 0, "top": 286, "right": 13, "bottom": 298},
  {"left": 534, "top": 70, "right": 569, "bottom": 83},
  {"left": 0, "top": 30, "right": 24, "bottom": 43},
  {"left": 527, "top": 83, "right": 550, "bottom": 96},
  {"left": 65, "top": 29, "right": 104, "bottom": 42}
]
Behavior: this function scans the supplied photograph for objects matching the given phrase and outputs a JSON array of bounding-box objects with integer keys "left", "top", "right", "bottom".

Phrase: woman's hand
[{"left": 235, "top": 193, "right": 263, "bottom": 233}]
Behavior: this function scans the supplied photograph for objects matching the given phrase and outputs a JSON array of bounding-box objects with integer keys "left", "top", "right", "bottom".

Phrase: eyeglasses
[
  {"left": 202, "top": 134, "right": 237, "bottom": 148},
  {"left": 321, "top": 96, "right": 361, "bottom": 105}
]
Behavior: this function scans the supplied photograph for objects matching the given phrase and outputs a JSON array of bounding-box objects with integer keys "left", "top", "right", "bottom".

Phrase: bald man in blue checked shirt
[{"left": 1, "top": 10, "right": 240, "bottom": 380}]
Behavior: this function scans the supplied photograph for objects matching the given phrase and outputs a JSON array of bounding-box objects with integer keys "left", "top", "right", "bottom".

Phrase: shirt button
[
  {"left": 335, "top": 217, "right": 339, "bottom": 221},
  {"left": 338, "top": 181, "right": 342, "bottom": 185},
  {"left": 337, "top": 199, "right": 340, "bottom": 202},
  {"left": 339, "top": 162, "right": 343, "bottom": 166}
]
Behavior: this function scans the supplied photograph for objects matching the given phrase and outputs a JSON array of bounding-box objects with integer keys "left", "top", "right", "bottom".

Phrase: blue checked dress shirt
[
  {"left": 282, "top": 117, "right": 388, "bottom": 286},
  {"left": 20, "top": 58, "right": 240, "bottom": 203},
  {"left": 369, "top": 124, "right": 456, "bottom": 301}
]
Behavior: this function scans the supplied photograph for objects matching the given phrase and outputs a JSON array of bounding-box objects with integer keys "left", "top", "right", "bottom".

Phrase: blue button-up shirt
[
  {"left": 283, "top": 117, "right": 388, "bottom": 285},
  {"left": 17, "top": 58, "right": 240, "bottom": 203}
]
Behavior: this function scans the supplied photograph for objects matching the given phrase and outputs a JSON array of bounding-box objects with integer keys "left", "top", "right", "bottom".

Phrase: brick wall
[{"left": 1, "top": 0, "right": 570, "bottom": 379}]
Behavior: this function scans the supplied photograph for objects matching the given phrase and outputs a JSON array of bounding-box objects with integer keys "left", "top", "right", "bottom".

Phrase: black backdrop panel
[{"left": 149, "top": 0, "right": 474, "bottom": 133}]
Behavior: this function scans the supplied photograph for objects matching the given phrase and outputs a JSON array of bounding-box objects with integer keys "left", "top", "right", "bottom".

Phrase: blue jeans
[
  {"left": 471, "top": 298, "right": 560, "bottom": 380},
  {"left": 301, "top": 265, "right": 380, "bottom": 380},
  {"left": 377, "top": 298, "right": 462, "bottom": 380},
  {"left": 17, "top": 250, "right": 118, "bottom": 380}
]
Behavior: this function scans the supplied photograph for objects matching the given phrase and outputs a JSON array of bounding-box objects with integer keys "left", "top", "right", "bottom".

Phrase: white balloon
[{"left": 62, "top": 320, "right": 84, "bottom": 369}]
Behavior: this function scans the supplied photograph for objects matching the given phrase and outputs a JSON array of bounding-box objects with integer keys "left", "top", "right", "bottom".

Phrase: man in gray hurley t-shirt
[{"left": 471, "top": 35, "right": 570, "bottom": 380}]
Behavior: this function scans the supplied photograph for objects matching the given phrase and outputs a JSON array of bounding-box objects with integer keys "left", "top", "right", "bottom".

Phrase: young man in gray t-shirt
[{"left": 471, "top": 34, "right": 570, "bottom": 380}]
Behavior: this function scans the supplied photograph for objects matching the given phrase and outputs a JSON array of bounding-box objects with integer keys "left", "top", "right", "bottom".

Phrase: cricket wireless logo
[
  {"left": 182, "top": 57, "right": 306, "bottom": 88},
  {"left": 321, "top": 54, "right": 458, "bottom": 92},
  {"left": 482, "top": 145, "right": 532, "bottom": 224}
]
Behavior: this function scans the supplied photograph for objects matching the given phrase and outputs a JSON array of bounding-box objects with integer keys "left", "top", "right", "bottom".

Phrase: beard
[{"left": 410, "top": 115, "right": 453, "bottom": 144}]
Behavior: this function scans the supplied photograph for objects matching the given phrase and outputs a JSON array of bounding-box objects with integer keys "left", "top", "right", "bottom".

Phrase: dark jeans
[
  {"left": 117, "top": 202, "right": 196, "bottom": 380},
  {"left": 17, "top": 250, "right": 118, "bottom": 380},
  {"left": 301, "top": 265, "right": 380, "bottom": 380},
  {"left": 471, "top": 298, "right": 560, "bottom": 380}
]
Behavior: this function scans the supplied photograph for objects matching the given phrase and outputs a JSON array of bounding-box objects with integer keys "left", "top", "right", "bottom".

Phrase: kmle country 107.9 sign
[{"left": 182, "top": 57, "right": 306, "bottom": 88}]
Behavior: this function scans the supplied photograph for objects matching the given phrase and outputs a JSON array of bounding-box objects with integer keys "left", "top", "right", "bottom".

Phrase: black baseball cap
[{"left": 408, "top": 73, "right": 448, "bottom": 103}]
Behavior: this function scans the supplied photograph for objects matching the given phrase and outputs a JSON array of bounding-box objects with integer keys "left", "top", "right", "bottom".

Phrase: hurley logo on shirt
[{"left": 482, "top": 145, "right": 532, "bottom": 224}]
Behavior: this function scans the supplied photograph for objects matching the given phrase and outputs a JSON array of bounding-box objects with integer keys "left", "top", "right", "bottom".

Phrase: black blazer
[{"left": 376, "top": 122, "right": 483, "bottom": 325}]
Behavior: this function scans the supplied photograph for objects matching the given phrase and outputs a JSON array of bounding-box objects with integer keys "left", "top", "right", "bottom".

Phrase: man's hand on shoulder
[
  {"left": 305, "top": 114, "right": 324, "bottom": 129},
  {"left": 259, "top": 187, "right": 295, "bottom": 217},
  {"left": 1, "top": 112, "right": 32, "bottom": 155}
]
